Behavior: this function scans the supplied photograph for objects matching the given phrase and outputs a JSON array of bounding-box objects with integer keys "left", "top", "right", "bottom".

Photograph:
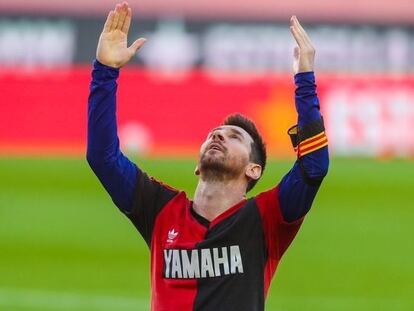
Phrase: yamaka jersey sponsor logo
[
  {"left": 163, "top": 245, "right": 244, "bottom": 279},
  {"left": 167, "top": 229, "right": 178, "bottom": 243}
]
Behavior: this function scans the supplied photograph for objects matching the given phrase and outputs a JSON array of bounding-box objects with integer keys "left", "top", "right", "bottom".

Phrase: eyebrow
[
  {"left": 210, "top": 127, "right": 223, "bottom": 133},
  {"left": 229, "top": 127, "right": 244, "bottom": 138},
  {"left": 210, "top": 127, "right": 244, "bottom": 139}
]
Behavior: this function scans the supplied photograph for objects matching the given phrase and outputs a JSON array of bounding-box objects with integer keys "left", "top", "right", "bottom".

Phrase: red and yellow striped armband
[{"left": 288, "top": 118, "right": 328, "bottom": 158}]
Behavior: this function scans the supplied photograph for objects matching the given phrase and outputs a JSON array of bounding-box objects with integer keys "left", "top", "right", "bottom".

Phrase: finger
[
  {"left": 291, "top": 16, "right": 314, "bottom": 51},
  {"left": 112, "top": 4, "right": 121, "bottom": 30},
  {"left": 290, "top": 24, "right": 306, "bottom": 48},
  {"left": 103, "top": 10, "right": 115, "bottom": 32},
  {"left": 293, "top": 16, "right": 308, "bottom": 36},
  {"left": 293, "top": 46, "right": 299, "bottom": 59},
  {"left": 117, "top": 2, "right": 128, "bottom": 30},
  {"left": 291, "top": 16, "right": 308, "bottom": 43},
  {"left": 121, "top": 8, "right": 132, "bottom": 34},
  {"left": 128, "top": 38, "right": 146, "bottom": 55},
  {"left": 292, "top": 16, "right": 313, "bottom": 46}
]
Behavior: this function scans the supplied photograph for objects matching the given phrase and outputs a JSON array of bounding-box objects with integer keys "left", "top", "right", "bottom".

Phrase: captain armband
[{"left": 288, "top": 118, "right": 328, "bottom": 158}]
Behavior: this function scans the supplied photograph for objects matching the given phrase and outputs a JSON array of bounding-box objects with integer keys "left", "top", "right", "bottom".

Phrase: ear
[
  {"left": 245, "top": 163, "right": 262, "bottom": 181},
  {"left": 194, "top": 165, "right": 200, "bottom": 176}
]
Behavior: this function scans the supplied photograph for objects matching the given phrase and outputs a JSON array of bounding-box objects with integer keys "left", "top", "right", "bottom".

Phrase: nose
[{"left": 211, "top": 131, "right": 224, "bottom": 142}]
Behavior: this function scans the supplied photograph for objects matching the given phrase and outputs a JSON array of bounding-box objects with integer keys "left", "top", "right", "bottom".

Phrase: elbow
[
  {"left": 86, "top": 148, "right": 104, "bottom": 171},
  {"left": 313, "top": 153, "right": 329, "bottom": 179},
  {"left": 319, "top": 147, "right": 330, "bottom": 177},
  {"left": 317, "top": 157, "right": 329, "bottom": 178},
  {"left": 86, "top": 141, "right": 115, "bottom": 168},
  {"left": 301, "top": 147, "right": 329, "bottom": 180},
  {"left": 86, "top": 150, "right": 110, "bottom": 181},
  {"left": 86, "top": 150, "right": 97, "bottom": 170},
  {"left": 86, "top": 135, "right": 96, "bottom": 168},
  {"left": 86, "top": 147, "right": 119, "bottom": 175}
]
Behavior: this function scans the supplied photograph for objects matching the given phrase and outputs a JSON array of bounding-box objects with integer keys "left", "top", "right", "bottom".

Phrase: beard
[{"left": 198, "top": 149, "right": 244, "bottom": 182}]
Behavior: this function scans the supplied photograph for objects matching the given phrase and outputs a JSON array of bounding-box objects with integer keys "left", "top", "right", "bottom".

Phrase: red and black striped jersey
[
  {"left": 87, "top": 61, "right": 329, "bottom": 310},
  {"left": 124, "top": 172, "right": 303, "bottom": 311}
]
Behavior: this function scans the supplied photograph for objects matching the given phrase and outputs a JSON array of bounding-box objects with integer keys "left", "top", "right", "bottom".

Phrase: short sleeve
[
  {"left": 124, "top": 170, "right": 179, "bottom": 246},
  {"left": 255, "top": 186, "right": 304, "bottom": 259}
]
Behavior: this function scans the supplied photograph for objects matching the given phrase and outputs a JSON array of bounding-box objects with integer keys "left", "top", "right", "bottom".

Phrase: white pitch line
[{"left": 0, "top": 287, "right": 149, "bottom": 310}]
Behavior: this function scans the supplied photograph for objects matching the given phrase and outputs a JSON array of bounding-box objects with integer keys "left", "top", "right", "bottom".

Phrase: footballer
[{"left": 87, "top": 2, "right": 329, "bottom": 310}]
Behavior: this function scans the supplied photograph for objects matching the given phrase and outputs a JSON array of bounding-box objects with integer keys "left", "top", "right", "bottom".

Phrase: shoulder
[{"left": 254, "top": 186, "right": 280, "bottom": 209}]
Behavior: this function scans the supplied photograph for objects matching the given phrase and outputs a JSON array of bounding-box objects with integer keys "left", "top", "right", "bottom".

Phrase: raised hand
[
  {"left": 96, "top": 2, "right": 146, "bottom": 68},
  {"left": 289, "top": 16, "right": 315, "bottom": 74}
]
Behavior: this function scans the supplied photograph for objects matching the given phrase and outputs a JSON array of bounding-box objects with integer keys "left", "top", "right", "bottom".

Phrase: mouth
[{"left": 207, "top": 143, "right": 225, "bottom": 152}]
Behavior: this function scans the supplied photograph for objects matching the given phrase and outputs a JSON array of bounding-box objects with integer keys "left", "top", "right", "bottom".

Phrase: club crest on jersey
[
  {"left": 167, "top": 229, "right": 178, "bottom": 243},
  {"left": 163, "top": 245, "right": 244, "bottom": 279}
]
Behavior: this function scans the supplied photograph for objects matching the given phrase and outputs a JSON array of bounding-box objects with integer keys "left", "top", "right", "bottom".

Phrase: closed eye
[{"left": 229, "top": 134, "right": 241, "bottom": 140}]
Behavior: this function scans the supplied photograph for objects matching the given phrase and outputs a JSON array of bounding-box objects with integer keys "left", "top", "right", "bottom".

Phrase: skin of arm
[{"left": 87, "top": 6, "right": 328, "bottom": 221}]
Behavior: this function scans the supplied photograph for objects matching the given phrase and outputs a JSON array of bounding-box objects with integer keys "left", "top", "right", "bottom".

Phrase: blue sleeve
[
  {"left": 86, "top": 59, "right": 138, "bottom": 213},
  {"left": 279, "top": 72, "right": 329, "bottom": 222}
]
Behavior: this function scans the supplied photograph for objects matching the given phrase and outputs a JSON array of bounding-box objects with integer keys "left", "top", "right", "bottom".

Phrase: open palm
[
  {"left": 97, "top": 2, "right": 146, "bottom": 68},
  {"left": 289, "top": 16, "right": 315, "bottom": 74}
]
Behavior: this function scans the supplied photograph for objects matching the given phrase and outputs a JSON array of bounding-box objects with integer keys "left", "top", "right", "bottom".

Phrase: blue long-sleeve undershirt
[
  {"left": 87, "top": 60, "right": 329, "bottom": 223},
  {"left": 278, "top": 72, "right": 329, "bottom": 221},
  {"left": 86, "top": 60, "right": 138, "bottom": 211}
]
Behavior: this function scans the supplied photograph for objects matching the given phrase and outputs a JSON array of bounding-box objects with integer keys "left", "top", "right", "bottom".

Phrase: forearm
[
  {"left": 279, "top": 72, "right": 329, "bottom": 222},
  {"left": 291, "top": 71, "right": 329, "bottom": 180},
  {"left": 279, "top": 149, "right": 328, "bottom": 222},
  {"left": 87, "top": 60, "right": 120, "bottom": 159},
  {"left": 295, "top": 71, "right": 321, "bottom": 127},
  {"left": 86, "top": 59, "right": 138, "bottom": 212}
]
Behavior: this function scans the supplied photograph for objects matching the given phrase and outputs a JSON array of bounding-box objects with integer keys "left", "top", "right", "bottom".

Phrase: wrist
[
  {"left": 294, "top": 71, "right": 315, "bottom": 90},
  {"left": 92, "top": 59, "right": 120, "bottom": 81},
  {"left": 94, "top": 59, "right": 120, "bottom": 71},
  {"left": 294, "top": 71, "right": 314, "bottom": 80}
]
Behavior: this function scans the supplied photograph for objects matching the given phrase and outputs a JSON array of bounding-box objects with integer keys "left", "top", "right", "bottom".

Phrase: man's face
[{"left": 198, "top": 125, "right": 254, "bottom": 180}]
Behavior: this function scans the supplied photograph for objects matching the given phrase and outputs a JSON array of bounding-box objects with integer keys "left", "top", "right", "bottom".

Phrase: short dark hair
[{"left": 223, "top": 113, "right": 267, "bottom": 192}]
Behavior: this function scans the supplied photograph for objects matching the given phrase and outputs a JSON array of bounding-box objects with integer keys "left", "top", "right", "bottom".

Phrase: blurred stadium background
[{"left": 0, "top": 0, "right": 413, "bottom": 310}]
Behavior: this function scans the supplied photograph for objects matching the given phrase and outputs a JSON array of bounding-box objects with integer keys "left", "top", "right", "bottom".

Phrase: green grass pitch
[{"left": 0, "top": 156, "right": 413, "bottom": 310}]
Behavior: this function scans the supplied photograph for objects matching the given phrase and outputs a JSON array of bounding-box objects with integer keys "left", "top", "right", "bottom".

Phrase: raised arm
[
  {"left": 87, "top": 3, "right": 179, "bottom": 246},
  {"left": 86, "top": 2, "right": 146, "bottom": 212},
  {"left": 95, "top": 2, "right": 146, "bottom": 68},
  {"left": 278, "top": 16, "right": 329, "bottom": 222}
]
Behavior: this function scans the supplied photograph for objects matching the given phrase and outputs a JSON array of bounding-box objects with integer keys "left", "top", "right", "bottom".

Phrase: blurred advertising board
[
  {"left": 1, "top": 17, "right": 414, "bottom": 73},
  {"left": 1, "top": 0, "right": 414, "bottom": 24},
  {"left": 1, "top": 67, "right": 413, "bottom": 158}
]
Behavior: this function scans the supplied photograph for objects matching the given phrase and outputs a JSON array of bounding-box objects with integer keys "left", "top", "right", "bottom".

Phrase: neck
[{"left": 193, "top": 178, "right": 246, "bottom": 221}]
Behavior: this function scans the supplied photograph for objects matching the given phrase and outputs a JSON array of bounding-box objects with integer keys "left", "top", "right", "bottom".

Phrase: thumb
[
  {"left": 128, "top": 38, "right": 147, "bottom": 56},
  {"left": 293, "top": 46, "right": 300, "bottom": 59}
]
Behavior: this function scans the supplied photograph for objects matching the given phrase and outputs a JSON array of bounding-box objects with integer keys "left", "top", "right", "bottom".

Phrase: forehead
[{"left": 209, "top": 125, "right": 254, "bottom": 143}]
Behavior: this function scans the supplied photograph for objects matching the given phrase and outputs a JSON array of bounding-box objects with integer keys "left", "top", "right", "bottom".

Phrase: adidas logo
[{"left": 167, "top": 229, "right": 178, "bottom": 243}]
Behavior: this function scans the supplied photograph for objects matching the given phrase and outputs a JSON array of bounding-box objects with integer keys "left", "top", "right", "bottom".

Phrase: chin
[
  {"left": 199, "top": 154, "right": 241, "bottom": 181},
  {"left": 200, "top": 156, "right": 225, "bottom": 171}
]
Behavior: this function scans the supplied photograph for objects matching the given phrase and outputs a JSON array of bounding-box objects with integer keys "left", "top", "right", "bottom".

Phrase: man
[{"left": 87, "top": 2, "right": 329, "bottom": 310}]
